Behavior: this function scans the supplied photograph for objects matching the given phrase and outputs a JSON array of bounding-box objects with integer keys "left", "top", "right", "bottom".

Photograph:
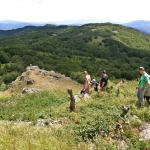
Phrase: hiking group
[
  {"left": 81, "top": 70, "right": 108, "bottom": 94},
  {"left": 81, "top": 67, "right": 150, "bottom": 108}
]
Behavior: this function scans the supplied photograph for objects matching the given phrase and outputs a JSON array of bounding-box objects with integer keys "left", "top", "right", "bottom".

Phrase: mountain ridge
[
  {"left": 124, "top": 20, "right": 150, "bottom": 34},
  {"left": 0, "top": 19, "right": 121, "bottom": 30},
  {"left": 0, "top": 20, "right": 45, "bottom": 30},
  {"left": 1, "top": 19, "right": 150, "bottom": 34}
]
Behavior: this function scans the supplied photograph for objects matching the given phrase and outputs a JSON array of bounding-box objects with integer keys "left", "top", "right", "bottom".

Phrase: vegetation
[
  {"left": 0, "top": 23, "right": 150, "bottom": 149},
  {"left": 0, "top": 23, "right": 150, "bottom": 89},
  {"left": 0, "top": 80, "right": 150, "bottom": 149}
]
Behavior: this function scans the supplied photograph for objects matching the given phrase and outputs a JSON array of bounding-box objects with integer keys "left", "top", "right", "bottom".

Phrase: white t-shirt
[{"left": 86, "top": 74, "right": 91, "bottom": 84}]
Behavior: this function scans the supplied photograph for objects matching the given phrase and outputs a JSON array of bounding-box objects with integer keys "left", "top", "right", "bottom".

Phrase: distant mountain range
[
  {"left": 0, "top": 20, "right": 119, "bottom": 30},
  {"left": 0, "top": 20, "right": 45, "bottom": 30},
  {"left": 124, "top": 20, "right": 150, "bottom": 34},
  {"left": 1, "top": 20, "right": 150, "bottom": 34}
]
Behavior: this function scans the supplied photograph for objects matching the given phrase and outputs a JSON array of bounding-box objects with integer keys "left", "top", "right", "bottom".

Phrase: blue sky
[{"left": 0, "top": 0, "right": 150, "bottom": 23}]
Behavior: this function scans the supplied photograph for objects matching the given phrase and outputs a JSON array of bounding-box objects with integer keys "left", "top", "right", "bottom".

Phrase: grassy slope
[
  {"left": 112, "top": 27, "right": 150, "bottom": 50},
  {"left": 0, "top": 69, "right": 150, "bottom": 149},
  {"left": 1, "top": 23, "right": 150, "bottom": 50},
  {"left": 88, "top": 24, "right": 150, "bottom": 50}
]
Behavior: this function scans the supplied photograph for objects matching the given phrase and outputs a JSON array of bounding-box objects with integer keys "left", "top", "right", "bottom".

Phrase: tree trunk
[{"left": 67, "top": 89, "right": 75, "bottom": 112}]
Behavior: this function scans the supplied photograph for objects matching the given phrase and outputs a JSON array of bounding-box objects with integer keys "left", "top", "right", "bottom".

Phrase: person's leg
[
  {"left": 137, "top": 88, "right": 140, "bottom": 103},
  {"left": 84, "top": 84, "right": 90, "bottom": 93},
  {"left": 103, "top": 86, "right": 107, "bottom": 91},
  {"left": 137, "top": 87, "right": 147, "bottom": 107}
]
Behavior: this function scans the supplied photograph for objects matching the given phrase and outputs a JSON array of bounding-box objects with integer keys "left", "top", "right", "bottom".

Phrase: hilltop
[{"left": 0, "top": 65, "right": 82, "bottom": 97}]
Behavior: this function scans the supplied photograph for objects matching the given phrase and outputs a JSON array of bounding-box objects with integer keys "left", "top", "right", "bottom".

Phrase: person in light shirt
[{"left": 81, "top": 71, "right": 91, "bottom": 93}]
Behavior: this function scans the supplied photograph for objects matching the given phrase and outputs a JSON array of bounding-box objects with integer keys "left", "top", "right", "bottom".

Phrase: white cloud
[{"left": 0, "top": 0, "right": 150, "bottom": 23}]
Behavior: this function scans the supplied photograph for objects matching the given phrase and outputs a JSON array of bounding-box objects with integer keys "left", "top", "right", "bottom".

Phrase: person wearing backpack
[{"left": 90, "top": 79, "right": 99, "bottom": 92}]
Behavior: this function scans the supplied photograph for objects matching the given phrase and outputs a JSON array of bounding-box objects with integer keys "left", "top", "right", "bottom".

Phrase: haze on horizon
[{"left": 0, "top": 0, "right": 150, "bottom": 23}]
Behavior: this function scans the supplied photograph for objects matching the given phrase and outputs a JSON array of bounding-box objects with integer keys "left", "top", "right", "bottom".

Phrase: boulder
[
  {"left": 73, "top": 93, "right": 90, "bottom": 102},
  {"left": 22, "top": 87, "right": 41, "bottom": 94},
  {"left": 26, "top": 71, "right": 31, "bottom": 76},
  {"left": 139, "top": 124, "right": 150, "bottom": 140},
  {"left": 26, "top": 65, "right": 39, "bottom": 70},
  {"left": 26, "top": 78, "right": 35, "bottom": 85},
  {"left": 19, "top": 75, "right": 24, "bottom": 81}
]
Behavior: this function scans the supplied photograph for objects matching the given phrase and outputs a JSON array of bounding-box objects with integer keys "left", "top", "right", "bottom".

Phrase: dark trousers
[{"left": 144, "top": 96, "right": 150, "bottom": 104}]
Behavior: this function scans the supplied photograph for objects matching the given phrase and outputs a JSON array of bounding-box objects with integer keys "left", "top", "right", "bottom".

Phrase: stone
[
  {"left": 26, "top": 78, "right": 35, "bottom": 85},
  {"left": 139, "top": 124, "right": 150, "bottom": 140},
  {"left": 22, "top": 87, "right": 41, "bottom": 94},
  {"left": 26, "top": 71, "right": 31, "bottom": 75},
  {"left": 74, "top": 95, "right": 82, "bottom": 102}
]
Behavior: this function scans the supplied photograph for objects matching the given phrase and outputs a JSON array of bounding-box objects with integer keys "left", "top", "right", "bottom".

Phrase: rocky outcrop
[
  {"left": 36, "top": 118, "right": 61, "bottom": 126},
  {"left": 26, "top": 78, "right": 35, "bottom": 85},
  {"left": 22, "top": 87, "right": 41, "bottom": 94},
  {"left": 139, "top": 123, "right": 150, "bottom": 141},
  {"left": 26, "top": 65, "right": 39, "bottom": 71},
  {"left": 7, "top": 65, "right": 76, "bottom": 94}
]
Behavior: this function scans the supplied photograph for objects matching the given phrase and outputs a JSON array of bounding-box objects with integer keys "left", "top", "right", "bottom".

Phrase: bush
[
  {"left": 70, "top": 71, "right": 84, "bottom": 84},
  {"left": 0, "top": 82, "right": 7, "bottom": 91},
  {"left": 75, "top": 116, "right": 113, "bottom": 141},
  {"left": 3, "top": 72, "right": 19, "bottom": 84}
]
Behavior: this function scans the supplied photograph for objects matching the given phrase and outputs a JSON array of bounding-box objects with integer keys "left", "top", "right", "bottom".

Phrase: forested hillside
[{"left": 0, "top": 23, "right": 150, "bottom": 90}]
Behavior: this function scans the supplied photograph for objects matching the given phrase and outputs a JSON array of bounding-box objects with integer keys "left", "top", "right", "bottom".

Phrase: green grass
[
  {"left": 0, "top": 90, "right": 69, "bottom": 122},
  {"left": 0, "top": 80, "right": 150, "bottom": 149},
  {"left": 96, "top": 24, "right": 150, "bottom": 51}
]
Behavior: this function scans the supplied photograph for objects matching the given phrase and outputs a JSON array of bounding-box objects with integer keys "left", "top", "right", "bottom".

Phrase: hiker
[
  {"left": 144, "top": 76, "right": 150, "bottom": 105},
  {"left": 90, "top": 79, "right": 99, "bottom": 92},
  {"left": 137, "top": 67, "right": 150, "bottom": 107},
  {"left": 100, "top": 70, "right": 108, "bottom": 91},
  {"left": 81, "top": 71, "right": 91, "bottom": 94}
]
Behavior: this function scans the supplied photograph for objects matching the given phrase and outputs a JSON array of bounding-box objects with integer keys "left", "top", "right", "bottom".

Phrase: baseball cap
[
  {"left": 139, "top": 67, "right": 145, "bottom": 71},
  {"left": 101, "top": 70, "right": 106, "bottom": 74}
]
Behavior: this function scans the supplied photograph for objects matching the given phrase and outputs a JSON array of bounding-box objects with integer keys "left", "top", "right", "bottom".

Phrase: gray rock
[
  {"left": 73, "top": 93, "right": 90, "bottom": 102},
  {"left": 22, "top": 87, "right": 41, "bottom": 94},
  {"left": 139, "top": 124, "right": 150, "bottom": 140},
  {"left": 36, "top": 119, "right": 45, "bottom": 126},
  {"left": 26, "top": 78, "right": 35, "bottom": 85}
]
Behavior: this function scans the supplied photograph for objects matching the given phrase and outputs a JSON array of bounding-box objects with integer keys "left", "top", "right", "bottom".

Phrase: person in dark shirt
[{"left": 100, "top": 70, "right": 108, "bottom": 91}]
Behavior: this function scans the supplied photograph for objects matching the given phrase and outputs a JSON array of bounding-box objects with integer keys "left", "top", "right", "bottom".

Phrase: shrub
[
  {"left": 2, "top": 72, "right": 19, "bottom": 84},
  {"left": 0, "top": 82, "right": 7, "bottom": 91}
]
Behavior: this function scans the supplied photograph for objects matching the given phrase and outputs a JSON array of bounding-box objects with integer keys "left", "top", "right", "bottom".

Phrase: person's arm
[{"left": 143, "top": 81, "right": 150, "bottom": 88}]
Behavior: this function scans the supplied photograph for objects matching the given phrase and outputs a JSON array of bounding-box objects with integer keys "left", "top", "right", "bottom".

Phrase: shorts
[{"left": 84, "top": 84, "right": 90, "bottom": 92}]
